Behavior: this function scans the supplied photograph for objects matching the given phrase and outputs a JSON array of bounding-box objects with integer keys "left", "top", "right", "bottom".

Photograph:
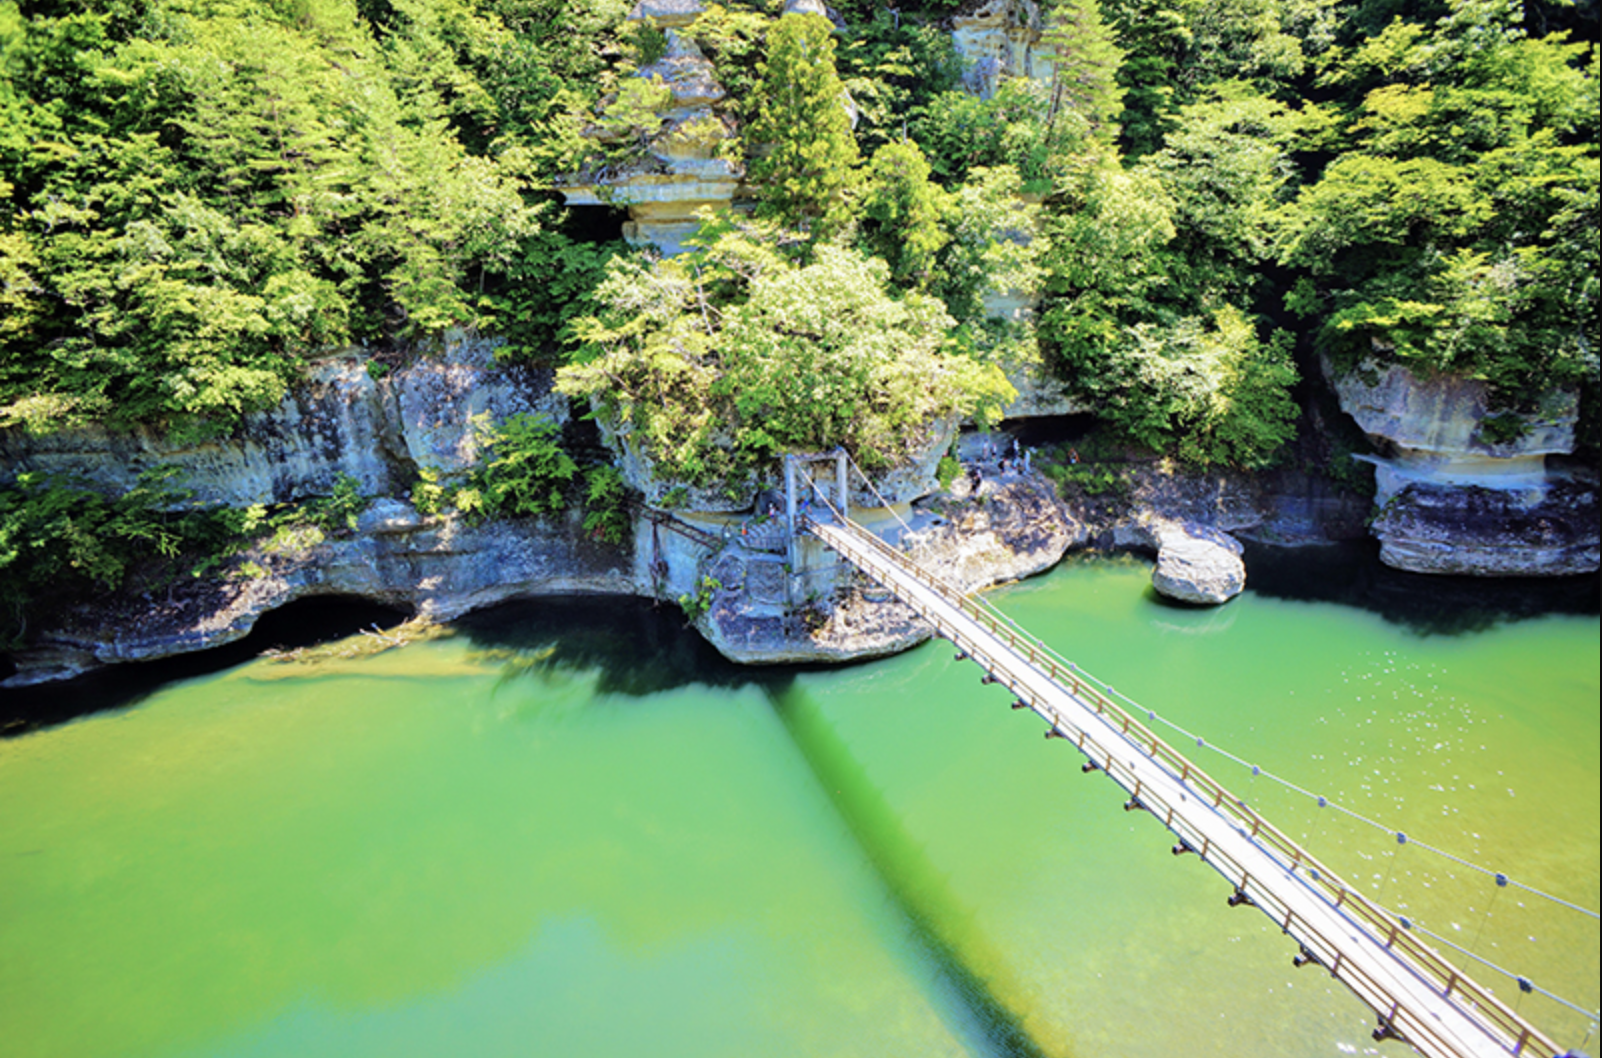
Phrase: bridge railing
[{"left": 812, "top": 517, "right": 1560, "bottom": 1058}]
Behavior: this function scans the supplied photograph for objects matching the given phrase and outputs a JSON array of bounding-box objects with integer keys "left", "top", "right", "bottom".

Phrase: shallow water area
[{"left": 2, "top": 553, "right": 1597, "bottom": 1058}]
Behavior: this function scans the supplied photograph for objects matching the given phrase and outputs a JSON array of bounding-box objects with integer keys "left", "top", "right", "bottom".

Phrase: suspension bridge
[{"left": 780, "top": 452, "right": 1592, "bottom": 1058}]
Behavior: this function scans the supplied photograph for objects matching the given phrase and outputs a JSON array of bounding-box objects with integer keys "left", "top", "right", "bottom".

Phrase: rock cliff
[
  {"left": 0, "top": 336, "right": 566, "bottom": 504},
  {"left": 950, "top": 0, "right": 1053, "bottom": 98},
  {"left": 560, "top": 4, "right": 743, "bottom": 255},
  {"left": 1328, "top": 358, "right": 1598, "bottom": 576},
  {"left": 13, "top": 505, "right": 633, "bottom": 686}
]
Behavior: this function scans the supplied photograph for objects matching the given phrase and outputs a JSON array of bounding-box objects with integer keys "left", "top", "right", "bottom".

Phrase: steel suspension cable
[
  {"left": 1383, "top": 911, "right": 1602, "bottom": 1025},
  {"left": 801, "top": 494, "right": 1602, "bottom": 925}
]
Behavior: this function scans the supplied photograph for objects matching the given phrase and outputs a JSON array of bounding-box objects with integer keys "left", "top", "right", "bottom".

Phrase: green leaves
[
  {"left": 859, "top": 139, "right": 949, "bottom": 288},
  {"left": 1, "top": 0, "right": 538, "bottom": 434},
  {"left": 471, "top": 413, "right": 578, "bottom": 518},
  {"left": 746, "top": 11, "right": 860, "bottom": 235},
  {"left": 1275, "top": 5, "right": 1597, "bottom": 416},
  {"left": 1089, "top": 307, "right": 1299, "bottom": 468},
  {"left": 557, "top": 230, "right": 1013, "bottom": 486}
]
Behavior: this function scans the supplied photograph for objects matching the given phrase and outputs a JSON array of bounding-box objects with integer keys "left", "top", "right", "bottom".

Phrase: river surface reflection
[{"left": 2, "top": 550, "right": 1596, "bottom": 1058}]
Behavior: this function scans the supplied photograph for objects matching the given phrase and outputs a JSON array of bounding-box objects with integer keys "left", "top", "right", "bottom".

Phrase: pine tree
[
  {"left": 859, "top": 140, "right": 949, "bottom": 289},
  {"left": 1039, "top": 0, "right": 1126, "bottom": 142},
  {"left": 745, "top": 12, "right": 859, "bottom": 235}
]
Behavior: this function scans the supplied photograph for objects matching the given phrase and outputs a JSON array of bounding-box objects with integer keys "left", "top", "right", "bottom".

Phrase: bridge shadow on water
[
  {"left": 1238, "top": 540, "right": 1599, "bottom": 635},
  {"left": 7, "top": 593, "right": 1060, "bottom": 1055},
  {"left": 459, "top": 598, "right": 1055, "bottom": 1057},
  {"left": 769, "top": 682, "right": 1057, "bottom": 1058}
]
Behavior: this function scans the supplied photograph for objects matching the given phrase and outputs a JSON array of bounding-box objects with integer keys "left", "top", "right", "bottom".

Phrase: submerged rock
[{"left": 1109, "top": 517, "right": 1246, "bottom": 604}]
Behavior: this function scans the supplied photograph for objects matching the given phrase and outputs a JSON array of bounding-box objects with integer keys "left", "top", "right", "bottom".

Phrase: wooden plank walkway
[{"left": 807, "top": 514, "right": 1562, "bottom": 1058}]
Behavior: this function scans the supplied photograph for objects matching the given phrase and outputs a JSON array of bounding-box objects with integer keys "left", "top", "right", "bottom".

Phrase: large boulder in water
[
  {"left": 1116, "top": 518, "right": 1245, "bottom": 604},
  {"left": 1152, "top": 523, "right": 1246, "bottom": 604}
]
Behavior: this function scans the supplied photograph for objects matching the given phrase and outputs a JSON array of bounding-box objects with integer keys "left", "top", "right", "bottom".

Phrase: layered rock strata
[
  {"left": 0, "top": 337, "right": 562, "bottom": 505},
  {"left": 13, "top": 504, "right": 634, "bottom": 686},
  {"left": 1329, "top": 358, "right": 1598, "bottom": 576},
  {"left": 560, "top": 5, "right": 742, "bottom": 256},
  {"left": 950, "top": 0, "right": 1052, "bottom": 98}
]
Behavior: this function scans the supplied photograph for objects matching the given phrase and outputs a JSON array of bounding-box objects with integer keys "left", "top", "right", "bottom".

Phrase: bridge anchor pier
[{"left": 1374, "top": 1018, "right": 1408, "bottom": 1045}]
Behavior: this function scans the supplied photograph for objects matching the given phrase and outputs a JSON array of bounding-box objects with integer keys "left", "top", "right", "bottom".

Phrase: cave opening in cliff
[
  {"left": 984, "top": 413, "right": 1100, "bottom": 450},
  {"left": 0, "top": 596, "right": 414, "bottom": 738},
  {"left": 564, "top": 205, "right": 630, "bottom": 244}
]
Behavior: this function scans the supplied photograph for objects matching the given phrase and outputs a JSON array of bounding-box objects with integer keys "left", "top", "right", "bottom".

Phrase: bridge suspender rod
[{"left": 805, "top": 515, "right": 1566, "bottom": 1058}]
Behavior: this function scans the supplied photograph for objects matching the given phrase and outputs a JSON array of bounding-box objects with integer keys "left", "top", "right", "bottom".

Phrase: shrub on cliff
[
  {"left": 558, "top": 224, "right": 1013, "bottom": 487},
  {"left": 470, "top": 414, "right": 579, "bottom": 519}
]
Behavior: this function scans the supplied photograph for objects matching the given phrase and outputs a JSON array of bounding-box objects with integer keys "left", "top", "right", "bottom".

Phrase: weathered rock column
[
  {"left": 1329, "top": 357, "right": 1598, "bottom": 576},
  {"left": 559, "top": 3, "right": 741, "bottom": 255}
]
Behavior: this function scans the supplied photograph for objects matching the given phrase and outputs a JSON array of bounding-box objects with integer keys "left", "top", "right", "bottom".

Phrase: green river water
[{"left": 2, "top": 551, "right": 1597, "bottom": 1058}]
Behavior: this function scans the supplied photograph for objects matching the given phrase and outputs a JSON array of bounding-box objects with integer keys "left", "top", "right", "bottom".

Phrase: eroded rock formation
[
  {"left": 12, "top": 504, "right": 634, "bottom": 686},
  {"left": 560, "top": 5, "right": 742, "bottom": 255},
  {"left": 0, "top": 336, "right": 564, "bottom": 505},
  {"left": 1329, "top": 358, "right": 1598, "bottom": 576},
  {"left": 950, "top": 0, "right": 1052, "bottom": 98}
]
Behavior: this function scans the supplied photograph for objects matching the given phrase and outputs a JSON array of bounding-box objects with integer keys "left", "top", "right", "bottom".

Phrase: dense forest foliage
[
  {"left": 2, "top": 0, "right": 1595, "bottom": 446},
  {"left": 0, "top": 0, "right": 1597, "bottom": 640}
]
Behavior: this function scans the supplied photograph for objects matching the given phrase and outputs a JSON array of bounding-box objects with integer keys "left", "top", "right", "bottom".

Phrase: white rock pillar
[{"left": 559, "top": 3, "right": 743, "bottom": 256}]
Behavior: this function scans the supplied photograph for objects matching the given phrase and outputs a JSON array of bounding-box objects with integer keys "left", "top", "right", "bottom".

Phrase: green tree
[
  {"left": 1039, "top": 0, "right": 1126, "bottom": 143},
  {"left": 1135, "top": 84, "right": 1310, "bottom": 306},
  {"left": 1277, "top": 4, "right": 1598, "bottom": 417},
  {"left": 745, "top": 11, "right": 860, "bottom": 235},
  {"left": 558, "top": 233, "right": 1013, "bottom": 483},
  {"left": 858, "top": 139, "right": 949, "bottom": 288},
  {"left": 471, "top": 413, "right": 578, "bottom": 517},
  {"left": 935, "top": 164, "right": 1049, "bottom": 325},
  {"left": 0, "top": 0, "right": 537, "bottom": 434}
]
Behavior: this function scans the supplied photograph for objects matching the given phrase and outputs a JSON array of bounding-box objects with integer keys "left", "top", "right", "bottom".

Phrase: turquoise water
[{"left": 2, "top": 553, "right": 1597, "bottom": 1057}]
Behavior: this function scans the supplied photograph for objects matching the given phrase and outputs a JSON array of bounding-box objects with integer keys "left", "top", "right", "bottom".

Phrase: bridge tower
[{"left": 783, "top": 451, "right": 851, "bottom": 605}]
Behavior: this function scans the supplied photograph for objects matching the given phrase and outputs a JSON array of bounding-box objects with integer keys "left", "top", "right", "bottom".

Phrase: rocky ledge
[
  {"left": 1328, "top": 357, "right": 1598, "bottom": 577},
  {"left": 7, "top": 501, "right": 634, "bottom": 687},
  {"left": 1370, "top": 474, "right": 1600, "bottom": 577},
  {"left": 697, "top": 477, "right": 1086, "bottom": 664}
]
